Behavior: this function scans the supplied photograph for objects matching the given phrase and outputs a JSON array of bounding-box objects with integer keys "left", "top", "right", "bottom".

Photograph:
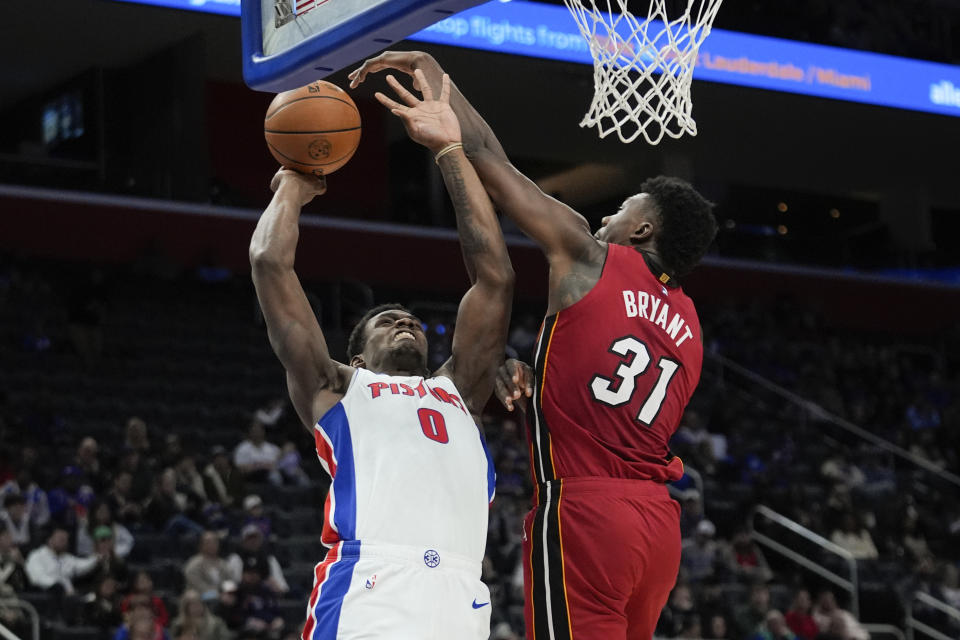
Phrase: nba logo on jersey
[{"left": 365, "top": 575, "right": 377, "bottom": 589}]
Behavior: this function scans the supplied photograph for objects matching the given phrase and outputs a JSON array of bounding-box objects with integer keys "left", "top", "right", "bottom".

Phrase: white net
[{"left": 563, "top": 0, "right": 723, "bottom": 145}]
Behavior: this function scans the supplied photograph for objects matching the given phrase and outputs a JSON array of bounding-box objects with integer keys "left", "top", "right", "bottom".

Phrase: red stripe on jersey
[
  {"left": 301, "top": 542, "right": 341, "bottom": 640},
  {"left": 314, "top": 428, "right": 337, "bottom": 477}
]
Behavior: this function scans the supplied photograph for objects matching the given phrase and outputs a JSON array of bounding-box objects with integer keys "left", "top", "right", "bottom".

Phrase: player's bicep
[
  {"left": 444, "top": 280, "right": 513, "bottom": 416},
  {"left": 252, "top": 265, "right": 344, "bottom": 423},
  {"left": 470, "top": 148, "right": 595, "bottom": 261}
]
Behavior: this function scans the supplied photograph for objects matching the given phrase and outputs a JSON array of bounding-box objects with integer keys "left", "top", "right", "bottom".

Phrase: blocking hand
[
  {"left": 374, "top": 70, "right": 461, "bottom": 153},
  {"left": 495, "top": 359, "right": 534, "bottom": 413}
]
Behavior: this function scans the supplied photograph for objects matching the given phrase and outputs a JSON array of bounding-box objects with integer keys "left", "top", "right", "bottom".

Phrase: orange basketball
[{"left": 264, "top": 80, "right": 361, "bottom": 176}]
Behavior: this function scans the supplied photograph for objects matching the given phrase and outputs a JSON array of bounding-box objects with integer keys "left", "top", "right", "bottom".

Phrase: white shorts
[{"left": 301, "top": 540, "right": 491, "bottom": 640}]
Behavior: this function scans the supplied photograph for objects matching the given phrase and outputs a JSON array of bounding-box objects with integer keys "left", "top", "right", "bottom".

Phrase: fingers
[
  {"left": 507, "top": 359, "right": 534, "bottom": 397},
  {"left": 494, "top": 376, "right": 515, "bottom": 412},
  {"left": 413, "top": 69, "right": 434, "bottom": 101},
  {"left": 373, "top": 91, "right": 407, "bottom": 114},
  {"left": 348, "top": 52, "right": 415, "bottom": 88},
  {"left": 384, "top": 74, "right": 421, "bottom": 107},
  {"left": 313, "top": 173, "right": 327, "bottom": 195},
  {"left": 347, "top": 59, "right": 383, "bottom": 89},
  {"left": 439, "top": 73, "right": 451, "bottom": 104}
]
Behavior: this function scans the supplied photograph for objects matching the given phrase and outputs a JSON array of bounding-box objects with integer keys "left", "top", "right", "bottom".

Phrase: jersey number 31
[{"left": 589, "top": 336, "right": 679, "bottom": 426}]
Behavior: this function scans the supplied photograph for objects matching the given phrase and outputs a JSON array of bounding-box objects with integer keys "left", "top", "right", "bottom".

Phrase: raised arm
[
  {"left": 350, "top": 52, "right": 600, "bottom": 267},
  {"left": 249, "top": 171, "right": 353, "bottom": 430},
  {"left": 373, "top": 71, "right": 514, "bottom": 418}
]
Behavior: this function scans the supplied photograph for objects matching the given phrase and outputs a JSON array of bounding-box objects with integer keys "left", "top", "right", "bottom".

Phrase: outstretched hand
[
  {"left": 374, "top": 70, "right": 461, "bottom": 153},
  {"left": 348, "top": 50, "right": 439, "bottom": 92},
  {"left": 495, "top": 359, "right": 535, "bottom": 412}
]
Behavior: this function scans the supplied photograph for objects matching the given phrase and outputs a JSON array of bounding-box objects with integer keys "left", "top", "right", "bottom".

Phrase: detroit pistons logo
[{"left": 308, "top": 137, "right": 331, "bottom": 160}]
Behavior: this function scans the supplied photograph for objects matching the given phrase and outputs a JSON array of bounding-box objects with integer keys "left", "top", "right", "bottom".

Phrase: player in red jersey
[{"left": 351, "top": 52, "right": 717, "bottom": 640}]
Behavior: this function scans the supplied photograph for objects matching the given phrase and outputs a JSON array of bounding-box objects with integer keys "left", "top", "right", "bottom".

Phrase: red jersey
[{"left": 528, "top": 243, "right": 702, "bottom": 485}]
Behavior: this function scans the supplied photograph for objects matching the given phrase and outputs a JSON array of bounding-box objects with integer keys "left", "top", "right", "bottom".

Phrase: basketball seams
[
  {"left": 265, "top": 81, "right": 361, "bottom": 175},
  {"left": 265, "top": 139, "right": 358, "bottom": 167},
  {"left": 264, "top": 127, "right": 361, "bottom": 134},
  {"left": 264, "top": 94, "right": 360, "bottom": 122}
]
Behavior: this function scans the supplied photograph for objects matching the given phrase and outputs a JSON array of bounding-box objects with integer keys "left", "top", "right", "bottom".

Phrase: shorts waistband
[
  {"left": 328, "top": 540, "right": 480, "bottom": 574},
  {"left": 537, "top": 477, "right": 671, "bottom": 500}
]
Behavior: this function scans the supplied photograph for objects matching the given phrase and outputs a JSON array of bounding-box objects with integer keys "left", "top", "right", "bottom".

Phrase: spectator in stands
[
  {"left": 811, "top": 590, "right": 868, "bottom": 640},
  {"left": 115, "top": 603, "right": 169, "bottom": 640},
  {"left": 121, "top": 570, "right": 170, "bottom": 629},
  {"left": 240, "top": 495, "right": 272, "bottom": 540},
  {"left": 203, "top": 446, "right": 245, "bottom": 511},
  {"left": 118, "top": 448, "right": 155, "bottom": 503},
  {"left": 108, "top": 469, "right": 145, "bottom": 526},
  {"left": 78, "top": 500, "right": 135, "bottom": 559},
  {"left": 678, "top": 488, "right": 705, "bottom": 540},
  {"left": 725, "top": 529, "right": 774, "bottom": 583},
  {"left": 125, "top": 417, "right": 152, "bottom": 456},
  {"left": 88, "top": 525, "right": 131, "bottom": 588},
  {"left": 47, "top": 464, "right": 96, "bottom": 528},
  {"left": 184, "top": 531, "right": 231, "bottom": 601},
  {"left": 76, "top": 436, "right": 106, "bottom": 492},
  {"left": 829, "top": 513, "right": 879, "bottom": 560},
  {"left": 277, "top": 442, "right": 311, "bottom": 487},
  {"left": 25, "top": 525, "right": 100, "bottom": 596},
  {"left": 236, "top": 556, "right": 284, "bottom": 639},
  {"left": 170, "top": 589, "right": 231, "bottom": 640},
  {"left": 234, "top": 420, "right": 282, "bottom": 486},
  {"left": 253, "top": 399, "right": 286, "bottom": 430},
  {"left": 212, "top": 580, "right": 244, "bottom": 632},
  {"left": 675, "top": 410, "right": 718, "bottom": 474},
  {"left": 175, "top": 454, "right": 209, "bottom": 506},
  {"left": 0, "top": 529, "right": 26, "bottom": 628},
  {"left": 1, "top": 494, "right": 31, "bottom": 547},
  {"left": 656, "top": 582, "right": 696, "bottom": 637},
  {"left": 83, "top": 575, "right": 124, "bottom": 630},
  {"left": 820, "top": 452, "right": 866, "bottom": 492},
  {"left": 144, "top": 468, "right": 205, "bottom": 537},
  {"left": 161, "top": 434, "right": 186, "bottom": 471},
  {"left": 732, "top": 582, "right": 772, "bottom": 639},
  {"left": 785, "top": 588, "right": 818, "bottom": 640},
  {"left": 703, "top": 612, "right": 730, "bottom": 640},
  {"left": 900, "top": 517, "right": 930, "bottom": 562},
  {"left": 0, "top": 467, "right": 50, "bottom": 527},
  {"left": 677, "top": 613, "right": 702, "bottom": 639},
  {"left": 751, "top": 610, "right": 798, "bottom": 640},
  {"left": 681, "top": 519, "right": 722, "bottom": 583},
  {"left": 226, "top": 525, "right": 288, "bottom": 595}
]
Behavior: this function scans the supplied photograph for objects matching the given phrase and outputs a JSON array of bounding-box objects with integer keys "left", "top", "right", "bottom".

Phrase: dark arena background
[{"left": 1, "top": 1, "right": 959, "bottom": 639}]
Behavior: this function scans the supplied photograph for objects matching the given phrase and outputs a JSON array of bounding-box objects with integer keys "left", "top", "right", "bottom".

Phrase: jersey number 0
[{"left": 589, "top": 336, "right": 680, "bottom": 426}]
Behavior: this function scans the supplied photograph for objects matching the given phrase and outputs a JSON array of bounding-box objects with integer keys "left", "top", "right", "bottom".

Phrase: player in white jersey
[{"left": 250, "top": 72, "right": 514, "bottom": 640}]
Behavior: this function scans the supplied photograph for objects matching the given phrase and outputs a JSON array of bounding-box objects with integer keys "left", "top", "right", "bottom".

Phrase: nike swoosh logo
[{"left": 472, "top": 600, "right": 490, "bottom": 609}]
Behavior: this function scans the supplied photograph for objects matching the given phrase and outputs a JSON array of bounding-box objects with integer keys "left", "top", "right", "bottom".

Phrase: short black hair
[
  {"left": 641, "top": 176, "right": 716, "bottom": 277},
  {"left": 347, "top": 303, "right": 412, "bottom": 360}
]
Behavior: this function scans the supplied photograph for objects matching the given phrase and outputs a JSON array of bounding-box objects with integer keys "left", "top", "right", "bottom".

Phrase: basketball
[{"left": 264, "top": 80, "right": 361, "bottom": 176}]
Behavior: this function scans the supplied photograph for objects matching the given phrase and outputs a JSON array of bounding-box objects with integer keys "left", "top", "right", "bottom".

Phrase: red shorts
[{"left": 522, "top": 477, "right": 681, "bottom": 640}]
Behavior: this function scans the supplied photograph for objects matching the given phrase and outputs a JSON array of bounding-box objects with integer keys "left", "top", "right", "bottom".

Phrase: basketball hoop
[{"left": 563, "top": 0, "right": 723, "bottom": 145}]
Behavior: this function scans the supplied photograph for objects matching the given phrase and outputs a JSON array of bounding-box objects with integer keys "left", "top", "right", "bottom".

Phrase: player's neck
[{"left": 365, "top": 354, "right": 430, "bottom": 378}]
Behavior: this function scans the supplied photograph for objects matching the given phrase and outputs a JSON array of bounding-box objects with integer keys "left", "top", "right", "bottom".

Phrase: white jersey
[{"left": 313, "top": 368, "right": 495, "bottom": 563}]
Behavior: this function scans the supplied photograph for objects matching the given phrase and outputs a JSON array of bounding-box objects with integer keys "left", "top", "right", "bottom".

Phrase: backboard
[{"left": 242, "top": 0, "right": 489, "bottom": 92}]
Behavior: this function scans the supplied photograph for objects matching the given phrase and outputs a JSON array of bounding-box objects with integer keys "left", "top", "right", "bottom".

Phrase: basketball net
[{"left": 563, "top": 0, "right": 723, "bottom": 145}]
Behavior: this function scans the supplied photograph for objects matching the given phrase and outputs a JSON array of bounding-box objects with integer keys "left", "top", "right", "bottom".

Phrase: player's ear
[
  {"left": 629, "top": 221, "right": 654, "bottom": 245},
  {"left": 350, "top": 355, "right": 366, "bottom": 368}
]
